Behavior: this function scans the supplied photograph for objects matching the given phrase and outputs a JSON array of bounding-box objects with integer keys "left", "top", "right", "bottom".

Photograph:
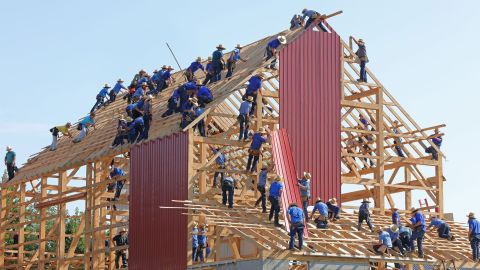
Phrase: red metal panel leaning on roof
[
  {"left": 271, "top": 129, "right": 309, "bottom": 237},
  {"left": 129, "top": 132, "right": 189, "bottom": 270},
  {"left": 279, "top": 20, "right": 341, "bottom": 205}
]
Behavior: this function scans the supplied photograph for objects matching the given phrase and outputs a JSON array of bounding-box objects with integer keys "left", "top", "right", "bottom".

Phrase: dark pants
[
  {"left": 269, "top": 196, "right": 280, "bottom": 225},
  {"left": 162, "top": 98, "right": 179, "bottom": 118},
  {"left": 438, "top": 223, "right": 451, "bottom": 239},
  {"left": 400, "top": 232, "right": 411, "bottom": 251},
  {"left": 6, "top": 163, "right": 15, "bottom": 180},
  {"left": 195, "top": 245, "right": 205, "bottom": 262},
  {"left": 212, "top": 64, "right": 223, "bottom": 82},
  {"left": 246, "top": 154, "right": 259, "bottom": 172},
  {"left": 128, "top": 125, "right": 144, "bottom": 143},
  {"left": 328, "top": 205, "right": 340, "bottom": 219},
  {"left": 289, "top": 223, "right": 304, "bottom": 250},
  {"left": 195, "top": 119, "right": 206, "bottom": 137},
  {"left": 112, "top": 133, "right": 127, "bottom": 147},
  {"left": 255, "top": 185, "right": 267, "bottom": 211},
  {"left": 301, "top": 199, "right": 309, "bottom": 222},
  {"left": 198, "top": 96, "right": 212, "bottom": 107},
  {"left": 238, "top": 115, "right": 249, "bottom": 140},
  {"left": 471, "top": 234, "right": 480, "bottom": 260},
  {"left": 154, "top": 79, "right": 167, "bottom": 93},
  {"left": 109, "top": 90, "right": 117, "bottom": 103},
  {"left": 305, "top": 18, "right": 328, "bottom": 32},
  {"left": 91, "top": 96, "right": 105, "bottom": 113},
  {"left": 392, "top": 239, "right": 405, "bottom": 255},
  {"left": 358, "top": 213, "right": 373, "bottom": 231},
  {"left": 213, "top": 165, "right": 225, "bottom": 187},
  {"left": 359, "top": 61, "right": 368, "bottom": 82},
  {"left": 185, "top": 70, "right": 194, "bottom": 82},
  {"left": 192, "top": 247, "right": 198, "bottom": 261},
  {"left": 373, "top": 244, "right": 390, "bottom": 255},
  {"left": 315, "top": 217, "right": 328, "bottom": 229},
  {"left": 410, "top": 229, "right": 425, "bottom": 256},
  {"left": 142, "top": 114, "right": 152, "bottom": 140},
  {"left": 115, "top": 181, "right": 124, "bottom": 199},
  {"left": 222, "top": 184, "right": 234, "bottom": 208},
  {"left": 203, "top": 73, "right": 214, "bottom": 85},
  {"left": 115, "top": 250, "right": 127, "bottom": 268},
  {"left": 265, "top": 47, "right": 276, "bottom": 69},
  {"left": 425, "top": 146, "right": 439, "bottom": 160},
  {"left": 395, "top": 144, "right": 405, "bottom": 157},
  {"left": 226, "top": 60, "right": 236, "bottom": 78}
]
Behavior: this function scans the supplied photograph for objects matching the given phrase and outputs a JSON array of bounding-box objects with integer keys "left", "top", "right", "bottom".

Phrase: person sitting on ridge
[{"left": 425, "top": 128, "right": 443, "bottom": 160}]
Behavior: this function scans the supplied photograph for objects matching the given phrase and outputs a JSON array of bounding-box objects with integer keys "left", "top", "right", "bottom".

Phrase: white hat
[
  {"left": 303, "top": 172, "right": 312, "bottom": 180},
  {"left": 278, "top": 35, "right": 287, "bottom": 45},
  {"left": 6, "top": 146, "right": 12, "bottom": 151}
]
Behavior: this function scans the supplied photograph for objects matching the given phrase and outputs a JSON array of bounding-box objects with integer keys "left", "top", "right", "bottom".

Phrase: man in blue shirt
[
  {"left": 161, "top": 88, "right": 181, "bottom": 118},
  {"left": 191, "top": 222, "right": 199, "bottom": 262},
  {"left": 109, "top": 79, "right": 128, "bottom": 103},
  {"left": 327, "top": 198, "right": 341, "bottom": 221},
  {"left": 194, "top": 105, "right": 206, "bottom": 137},
  {"left": 211, "top": 44, "right": 226, "bottom": 82},
  {"left": 210, "top": 147, "right": 226, "bottom": 187},
  {"left": 202, "top": 57, "right": 215, "bottom": 85},
  {"left": 133, "top": 82, "right": 148, "bottom": 102},
  {"left": 409, "top": 208, "right": 427, "bottom": 258},
  {"left": 288, "top": 203, "right": 305, "bottom": 250},
  {"left": 226, "top": 44, "right": 247, "bottom": 78},
  {"left": 197, "top": 85, "right": 213, "bottom": 106},
  {"left": 265, "top": 35, "right": 286, "bottom": 69},
  {"left": 269, "top": 177, "right": 283, "bottom": 227},
  {"left": 196, "top": 224, "right": 208, "bottom": 262},
  {"left": 73, "top": 113, "right": 96, "bottom": 143},
  {"left": 222, "top": 176, "right": 236, "bottom": 208},
  {"left": 425, "top": 128, "right": 443, "bottom": 160},
  {"left": 156, "top": 66, "right": 175, "bottom": 92},
  {"left": 128, "top": 116, "right": 145, "bottom": 143},
  {"left": 399, "top": 224, "right": 412, "bottom": 252},
  {"left": 180, "top": 98, "right": 198, "bottom": 129},
  {"left": 373, "top": 228, "right": 393, "bottom": 255},
  {"left": 185, "top": 57, "right": 206, "bottom": 82},
  {"left": 4, "top": 146, "right": 16, "bottom": 180},
  {"left": 111, "top": 116, "right": 129, "bottom": 148},
  {"left": 298, "top": 172, "right": 311, "bottom": 222},
  {"left": 388, "top": 225, "right": 405, "bottom": 256},
  {"left": 255, "top": 165, "right": 270, "bottom": 213},
  {"left": 358, "top": 199, "right": 374, "bottom": 232},
  {"left": 468, "top": 212, "right": 480, "bottom": 261},
  {"left": 392, "top": 207, "right": 401, "bottom": 226},
  {"left": 302, "top": 8, "right": 328, "bottom": 32},
  {"left": 243, "top": 74, "right": 264, "bottom": 116},
  {"left": 290, "top": 14, "right": 304, "bottom": 30},
  {"left": 428, "top": 215, "right": 454, "bottom": 241},
  {"left": 238, "top": 96, "right": 253, "bottom": 141},
  {"left": 355, "top": 39, "right": 369, "bottom": 83},
  {"left": 110, "top": 166, "right": 126, "bottom": 201},
  {"left": 91, "top": 84, "right": 111, "bottom": 113},
  {"left": 310, "top": 198, "right": 328, "bottom": 229},
  {"left": 246, "top": 128, "right": 269, "bottom": 172}
]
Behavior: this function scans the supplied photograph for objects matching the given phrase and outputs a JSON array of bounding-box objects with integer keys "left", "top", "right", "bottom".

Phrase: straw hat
[
  {"left": 235, "top": 44, "right": 242, "bottom": 49},
  {"left": 145, "top": 95, "right": 153, "bottom": 101},
  {"left": 119, "top": 228, "right": 127, "bottom": 233},
  {"left": 216, "top": 44, "right": 226, "bottom": 50},
  {"left": 141, "top": 82, "right": 148, "bottom": 87},
  {"left": 196, "top": 56, "right": 202, "bottom": 62},
  {"left": 65, "top": 122, "right": 72, "bottom": 128},
  {"left": 153, "top": 69, "right": 158, "bottom": 73},
  {"left": 6, "top": 146, "right": 12, "bottom": 151},
  {"left": 118, "top": 115, "right": 125, "bottom": 121},
  {"left": 161, "top": 65, "right": 167, "bottom": 69},
  {"left": 257, "top": 73, "right": 265, "bottom": 79},
  {"left": 303, "top": 172, "right": 312, "bottom": 180},
  {"left": 329, "top": 198, "right": 337, "bottom": 206},
  {"left": 302, "top": 8, "right": 308, "bottom": 13},
  {"left": 358, "top": 39, "right": 365, "bottom": 44},
  {"left": 275, "top": 176, "right": 283, "bottom": 182},
  {"left": 411, "top": 207, "right": 420, "bottom": 213},
  {"left": 258, "top": 127, "right": 267, "bottom": 134},
  {"left": 167, "top": 65, "right": 174, "bottom": 70},
  {"left": 192, "top": 221, "right": 198, "bottom": 227},
  {"left": 468, "top": 212, "right": 476, "bottom": 219},
  {"left": 289, "top": 202, "right": 298, "bottom": 208},
  {"left": 315, "top": 197, "right": 323, "bottom": 203},
  {"left": 207, "top": 56, "right": 212, "bottom": 61},
  {"left": 104, "top": 84, "right": 111, "bottom": 88},
  {"left": 392, "top": 207, "right": 399, "bottom": 211},
  {"left": 278, "top": 35, "right": 287, "bottom": 45},
  {"left": 390, "top": 224, "right": 399, "bottom": 233},
  {"left": 246, "top": 96, "right": 254, "bottom": 102},
  {"left": 362, "top": 199, "right": 371, "bottom": 204},
  {"left": 139, "top": 69, "right": 146, "bottom": 73},
  {"left": 117, "top": 78, "right": 124, "bottom": 83}
]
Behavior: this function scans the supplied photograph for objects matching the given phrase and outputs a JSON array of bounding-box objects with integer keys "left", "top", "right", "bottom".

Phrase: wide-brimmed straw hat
[
  {"left": 235, "top": 44, "right": 242, "bottom": 49},
  {"left": 167, "top": 65, "right": 174, "bottom": 70},
  {"left": 161, "top": 65, "right": 167, "bottom": 69},
  {"left": 468, "top": 212, "right": 476, "bottom": 219},
  {"left": 362, "top": 199, "right": 371, "bottom": 204},
  {"left": 411, "top": 207, "right": 420, "bottom": 213},
  {"left": 329, "top": 198, "right": 337, "bottom": 205},
  {"left": 216, "top": 44, "right": 226, "bottom": 50},
  {"left": 6, "top": 146, "right": 12, "bottom": 151},
  {"left": 246, "top": 96, "right": 254, "bottom": 102},
  {"left": 390, "top": 224, "right": 399, "bottom": 233},
  {"left": 196, "top": 57, "right": 202, "bottom": 62},
  {"left": 278, "top": 35, "right": 287, "bottom": 45},
  {"left": 358, "top": 39, "right": 365, "bottom": 44},
  {"left": 104, "top": 84, "right": 111, "bottom": 88},
  {"left": 117, "top": 78, "right": 124, "bottom": 83},
  {"left": 303, "top": 172, "right": 312, "bottom": 180}
]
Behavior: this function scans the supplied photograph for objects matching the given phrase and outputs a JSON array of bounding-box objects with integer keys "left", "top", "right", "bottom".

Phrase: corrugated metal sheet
[
  {"left": 129, "top": 132, "right": 189, "bottom": 270},
  {"left": 271, "top": 129, "right": 309, "bottom": 237},
  {"left": 279, "top": 22, "right": 342, "bottom": 204}
]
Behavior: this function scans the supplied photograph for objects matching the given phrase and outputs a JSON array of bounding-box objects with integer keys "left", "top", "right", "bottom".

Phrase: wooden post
[
  {"left": 199, "top": 143, "right": 207, "bottom": 194},
  {"left": 0, "top": 187, "right": 7, "bottom": 267},
  {"left": 405, "top": 167, "right": 412, "bottom": 211},
  {"left": 85, "top": 163, "right": 93, "bottom": 269},
  {"left": 38, "top": 177, "right": 47, "bottom": 269},
  {"left": 374, "top": 88, "right": 385, "bottom": 214},
  {"left": 18, "top": 183, "right": 26, "bottom": 266},
  {"left": 436, "top": 158, "right": 444, "bottom": 216},
  {"left": 92, "top": 161, "right": 106, "bottom": 268},
  {"left": 57, "top": 171, "right": 67, "bottom": 270},
  {"left": 187, "top": 129, "right": 195, "bottom": 266}
]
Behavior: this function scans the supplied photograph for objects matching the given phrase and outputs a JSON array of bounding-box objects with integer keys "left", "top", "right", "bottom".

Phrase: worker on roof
[
  {"left": 428, "top": 215, "right": 455, "bottom": 241},
  {"left": 130, "top": 69, "right": 146, "bottom": 89},
  {"left": 290, "top": 14, "right": 304, "bottom": 30},
  {"left": 357, "top": 199, "right": 374, "bottom": 232},
  {"left": 302, "top": 8, "right": 328, "bottom": 32},
  {"left": 226, "top": 44, "right": 247, "bottom": 78},
  {"left": 132, "top": 97, "right": 145, "bottom": 119},
  {"left": 197, "top": 85, "right": 213, "bottom": 106},
  {"left": 392, "top": 207, "right": 401, "bottom": 226},
  {"left": 255, "top": 164, "right": 272, "bottom": 213},
  {"left": 425, "top": 128, "right": 443, "bottom": 160},
  {"left": 392, "top": 120, "right": 405, "bottom": 158},
  {"left": 468, "top": 212, "right": 480, "bottom": 262},
  {"left": 184, "top": 80, "right": 198, "bottom": 98},
  {"left": 311, "top": 198, "right": 328, "bottom": 229},
  {"left": 125, "top": 102, "right": 136, "bottom": 119},
  {"left": 180, "top": 97, "right": 198, "bottom": 129},
  {"left": 373, "top": 227, "right": 392, "bottom": 255},
  {"left": 161, "top": 88, "right": 181, "bottom": 118},
  {"left": 355, "top": 38, "right": 369, "bottom": 83},
  {"left": 132, "top": 82, "right": 148, "bottom": 102},
  {"left": 388, "top": 224, "right": 405, "bottom": 256},
  {"left": 150, "top": 69, "right": 160, "bottom": 86},
  {"left": 243, "top": 73, "right": 264, "bottom": 116},
  {"left": 202, "top": 57, "right": 215, "bottom": 85},
  {"left": 141, "top": 95, "right": 153, "bottom": 140},
  {"left": 210, "top": 146, "right": 226, "bottom": 188},
  {"left": 238, "top": 96, "right": 253, "bottom": 141},
  {"left": 269, "top": 177, "right": 284, "bottom": 227},
  {"left": 156, "top": 66, "right": 175, "bottom": 92},
  {"left": 211, "top": 44, "right": 226, "bottom": 83},
  {"left": 222, "top": 175, "right": 236, "bottom": 209},
  {"left": 49, "top": 122, "right": 72, "bottom": 151},
  {"left": 73, "top": 112, "right": 96, "bottom": 143},
  {"left": 111, "top": 115, "right": 129, "bottom": 148},
  {"left": 298, "top": 172, "right": 311, "bottom": 222},
  {"left": 90, "top": 84, "right": 111, "bottom": 113},
  {"left": 109, "top": 79, "right": 128, "bottom": 103},
  {"left": 185, "top": 57, "right": 206, "bottom": 82},
  {"left": 194, "top": 103, "right": 206, "bottom": 137},
  {"left": 4, "top": 146, "right": 16, "bottom": 181},
  {"left": 246, "top": 127, "right": 269, "bottom": 173},
  {"left": 327, "top": 198, "right": 341, "bottom": 221},
  {"left": 265, "top": 35, "right": 286, "bottom": 69},
  {"left": 109, "top": 165, "right": 126, "bottom": 202},
  {"left": 136, "top": 72, "right": 150, "bottom": 89},
  {"left": 113, "top": 229, "right": 128, "bottom": 269},
  {"left": 128, "top": 116, "right": 145, "bottom": 143},
  {"left": 409, "top": 208, "right": 426, "bottom": 258},
  {"left": 288, "top": 202, "right": 305, "bottom": 251},
  {"left": 399, "top": 221, "right": 412, "bottom": 252}
]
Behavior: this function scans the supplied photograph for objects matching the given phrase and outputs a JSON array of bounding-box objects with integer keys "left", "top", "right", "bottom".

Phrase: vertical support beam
[
  {"left": 405, "top": 167, "right": 412, "bottom": 211},
  {"left": 38, "top": 177, "right": 47, "bottom": 269},
  {"left": 57, "top": 171, "right": 67, "bottom": 270},
  {"left": 256, "top": 86, "right": 264, "bottom": 130},
  {"left": 374, "top": 88, "right": 385, "bottom": 214},
  {"left": 340, "top": 43, "right": 345, "bottom": 101},
  {"left": 436, "top": 158, "right": 444, "bottom": 216},
  {"left": 0, "top": 186, "right": 7, "bottom": 267},
  {"left": 199, "top": 143, "right": 207, "bottom": 194},
  {"left": 187, "top": 129, "right": 195, "bottom": 266},
  {"left": 108, "top": 210, "right": 116, "bottom": 270},
  {"left": 92, "top": 161, "right": 106, "bottom": 269},
  {"left": 18, "top": 183, "right": 26, "bottom": 266},
  {"left": 84, "top": 163, "right": 93, "bottom": 269}
]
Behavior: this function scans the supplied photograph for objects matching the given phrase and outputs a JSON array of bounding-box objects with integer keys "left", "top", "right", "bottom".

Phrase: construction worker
[
  {"left": 288, "top": 203, "right": 305, "bottom": 251},
  {"left": 132, "top": 82, "right": 148, "bottom": 102},
  {"left": 246, "top": 128, "right": 268, "bottom": 173},
  {"left": 73, "top": 112, "right": 96, "bottom": 143},
  {"left": 269, "top": 177, "right": 284, "bottom": 227},
  {"left": 243, "top": 74, "right": 264, "bottom": 116},
  {"left": 399, "top": 223, "right": 412, "bottom": 252},
  {"left": 290, "top": 14, "right": 304, "bottom": 30},
  {"left": 210, "top": 147, "right": 226, "bottom": 187},
  {"left": 355, "top": 39, "right": 369, "bottom": 83},
  {"left": 203, "top": 57, "right": 215, "bottom": 85},
  {"left": 128, "top": 116, "right": 144, "bottom": 143},
  {"left": 125, "top": 102, "right": 136, "bottom": 118},
  {"left": 197, "top": 85, "right": 213, "bottom": 106},
  {"left": 255, "top": 165, "right": 269, "bottom": 213},
  {"left": 302, "top": 9, "right": 328, "bottom": 32},
  {"left": 392, "top": 120, "right": 405, "bottom": 157},
  {"left": 194, "top": 104, "right": 206, "bottom": 137},
  {"left": 428, "top": 215, "right": 454, "bottom": 241},
  {"left": 157, "top": 66, "right": 175, "bottom": 92},
  {"left": 180, "top": 97, "right": 198, "bottom": 129},
  {"left": 161, "top": 88, "right": 181, "bottom": 118},
  {"left": 4, "top": 146, "right": 16, "bottom": 180},
  {"left": 185, "top": 57, "right": 206, "bottom": 82},
  {"left": 192, "top": 222, "right": 199, "bottom": 262},
  {"left": 113, "top": 229, "right": 128, "bottom": 269},
  {"left": 425, "top": 128, "right": 442, "bottom": 160},
  {"left": 298, "top": 172, "right": 311, "bottom": 222},
  {"left": 49, "top": 123, "right": 72, "bottom": 151},
  {"left": 327, "top": 198, "right": 341, "bottom": 220},
  {"left": 109, "top": 79, "right": 128, "bottom": 103},
  {"left": 222, "top": 175, "right": 236, "bottom": 208},
  {"left": 238, "top": 96, "right": 253, "bottom": 141},
  {"left": 110, "top": 166, "right": 126, "bottom": 201},
  {"left": 90, "top": 84, "right": 111, "bottom": 113},
  {"left": 226, "top": 44, "right": 247, "bottom": 78},
  {"left": 468, "top": 212, "right": 480, "bottom": 262},
  {"left": 196, "top": 224, "right": 208, "bottom": 262},
  {"left": 392, "top": 207, "right": 401, "bottom": 226},
  {"left": 111, "top": 116, "right": 129, "bottom": 148},
  {"left": 373, "top": 227, "right": 392, "bottom": 255},
  {"left": 310, "top": 198, "right": 328, "bottom": 229},
  {"left": 388, "top": 225, "right": 405, "bottom": 256},
  {"left": 409, "top": 208, "right": 426, "bottom": 258},
  {"left": 141, "top": 95, "right": 153, "bottom": 140},
  {"left": 212, "top": 44, "right": 226, "bottom": 82},
  {"left": 265, "top": 35, "right": 287, "bottom": 69},
  {"left": 358, "top": 199, "right": 374, "bottom": 232}
]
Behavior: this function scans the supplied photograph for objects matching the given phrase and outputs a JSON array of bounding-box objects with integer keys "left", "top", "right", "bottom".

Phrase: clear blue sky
[{"left": 1, "top": 0, "right": 478, "bottom": 220}]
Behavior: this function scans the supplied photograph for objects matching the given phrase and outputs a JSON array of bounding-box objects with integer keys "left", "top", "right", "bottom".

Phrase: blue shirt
[
  {"left": 246, "top": 76, "right": 262, "bottom": 93},
  {"left": 133, "top": 87, "right": 145, "bottom": 98},
  {"left": 469, "top": 218, "right": 480, "bottom": 235},
  {"left": 414, "top": 212, "right": 427, "bottom": 232},
  {"left": 195, "top": 107, "right": 205, "bottom": 116},
  {"left": 110, "top": 167, "right": 125, "bottom": 178},
  {"left": 258, "top": 169, "right": 268, "bottom": 187},
  {"left": 298, "top": 178, "right": 310, "bottom": 197},
  {"left": 302, "top": 9, "right": 317, "bottom": 19},
  {"left": 188, "top": 62, "right": 205, "bottom": 73},
  {"left": 392, "top": 211, "right": 401, "bottom": 225},
  {"left": 198, "top": 229, "right": 207, "bottom": 245},
  {"left": 428, "top": 218, "right": 445, "bottom": 229},
  {"left": 230, "top": 48, "right": 241, "bottom": 62},
  {"left": 212, "top": 50, "right": 224, "bottom": 65},
  {"left": 151, "top": 73, "right": 160, "bottom": 82},
  {"left": 81, "top": 115, "right": 95, "bottom": 126},
  {"left": 312, "top": 201, "right": 328, "bottom": 216},
  {"left": 184, "top": 81, "right": 197, "bottom": 90},
  {"left": 387, "top": 228, "right": 399, "bottom": 241},
  {"left": 379, "top": 231, "right": 393, "bottom": 248},
  {"left": 359, "top": 202, "right": 370, "bottom": 215},
  {"left": 399, "top": 226, "right": 412, "bottom": 236},
  {"left": 206, "top": 63, "right": 214, "bottom": 73},
  {"left": 192, "top": 228, "right": 199, "bottom": 248},
  {"left": 98, "top": 87, "right": 109, "bottom": 98},
  {"left": 126, "top": 103, "right": 136, "bottom": 111},
  {"left": 136, "top": 77, "right": 148, "bottom": 87},
  {"left": 239, "top": 101, "right": 252, "bottom": 115},
  {"left": 288, "top": 206, "right": 304, "bottom": 224},
  {"left": 5, "top": 151, "right": 15, "bottom": 163},
  {"left": 269, "top": 181, "right": 283, "bottom": 198},
  {"left": 181, "top": 101, "right": 194, "bottom": 112},
  {"left": 112, "top": 83, "right": 127, "bottom": 94},
  {"left": 134, "top": 117, "right": 144, "bottom": 125},
  {"left": 250, "top": 133, "right": 266, "bottom": 150},
  {"left": 170, "top": 89, "right": 180, "bottom": 99},
  {"left": 198, "top": 86, "right": 213, "bottom": 100},
  {"left": 212, "top": 149, "right": 226, "bottom": 166},
  {"left": 268, "top": 39, "right": 281, "bottom": 49},
  {"left": 433, "top": 137, "right": 442, "bottom": 147},
  {"left": 162, "top": 71, "right": 171, "bottom": 80}
]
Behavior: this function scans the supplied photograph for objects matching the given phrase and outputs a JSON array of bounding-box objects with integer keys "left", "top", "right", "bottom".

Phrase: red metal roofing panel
[
  {"left": 271, "top": 129, "right": 309, "bottom": 237},
  {"left": 279, "top": 22, "right": 342, "bottom": 205},
  {"left": 129, "top": 132, "right": 189, "bottom": 270}
]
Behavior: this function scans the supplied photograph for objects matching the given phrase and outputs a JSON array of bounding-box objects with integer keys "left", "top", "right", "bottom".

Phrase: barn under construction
[{"left": 1, "top": 11, "right": 478, "bottom": 270}]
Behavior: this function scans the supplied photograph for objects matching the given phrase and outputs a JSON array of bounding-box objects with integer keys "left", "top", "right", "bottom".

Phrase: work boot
[{"left": 418, "top": 254, "right": 424, "bottom": 258}]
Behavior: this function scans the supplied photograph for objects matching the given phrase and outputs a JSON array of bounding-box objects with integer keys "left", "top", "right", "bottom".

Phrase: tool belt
[{"left": 248, "top": 149, "right": 260, "bottom": 156}]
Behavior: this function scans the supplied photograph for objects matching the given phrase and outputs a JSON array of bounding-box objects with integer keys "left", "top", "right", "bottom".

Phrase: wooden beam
[{"left": 35, "top": 192, "right": 86, "bottom": 209}]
